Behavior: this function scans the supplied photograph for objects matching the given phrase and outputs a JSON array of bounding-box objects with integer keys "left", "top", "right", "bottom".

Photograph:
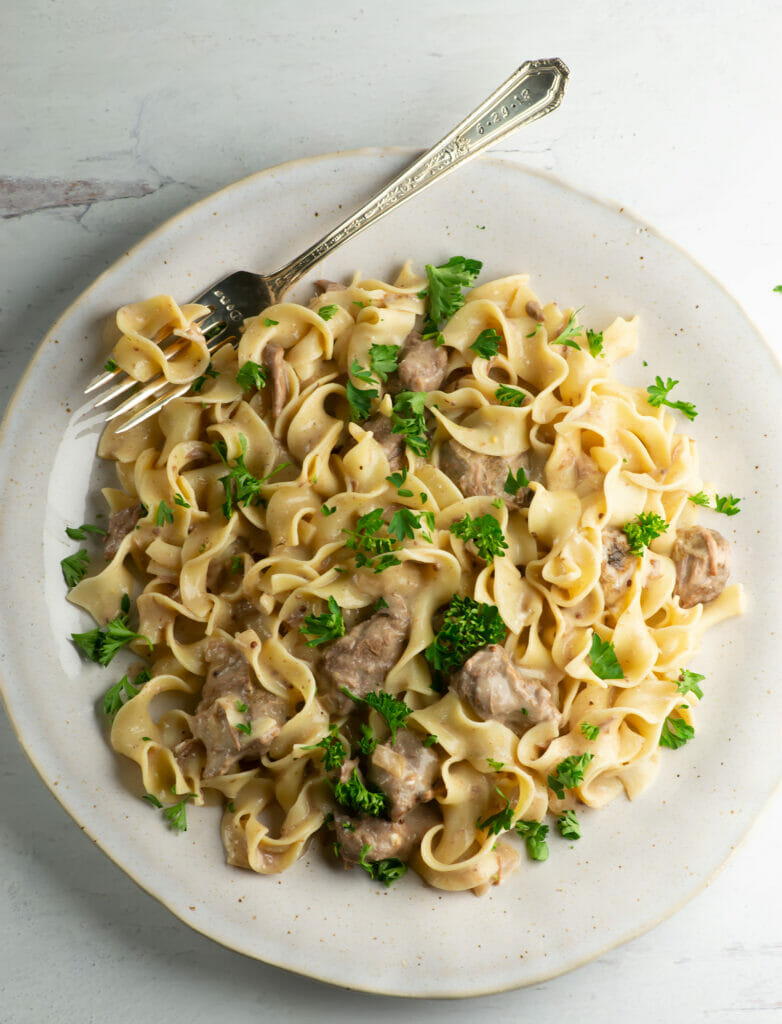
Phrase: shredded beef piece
[
  {"left": 364, "top": 414, "right": 404, "bottom": 471},
  {"left": 600, "top": 527, "right": 637, "bottom": 609},
  {"left": 313, "top": 279, "right": 345, "bottom": 294},
  {"left": 671, "top": 526, "right": 730, "bottom": 608},
  {"left": 263, "top": 343, "right": 288, "bottom": 419},
  {"left": 438, "top": 438, "right": 531, "bottom": 506},
  {"left": 319, "top": 595, "right": 410, "bottom": 716},
  {"left": 333, "top": 803, "right": 439, "bottom": 866},
  {"left": 368, "top": 730, "right": 439, "bottom": 820},
  {"left": 189, "top": 638, "right": 287, "bottom": 777},
  {"left": 104, "top": 502, "right": 144, "bottom": 559},
  {"left": 396, "top": 329, "right": 448, "bottom": 393},
  {"left": 450, "top": 644, "right": 561, "bottom": 728}
]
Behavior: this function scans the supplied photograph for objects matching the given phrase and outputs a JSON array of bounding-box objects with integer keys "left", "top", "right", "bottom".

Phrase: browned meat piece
[
  {"left": 313, "top": 279, "right": 344, "bottom": 294},
  {"left": 450, "top": 644, "right": 561, "bottom": 728},
  {"left": 319, "top": 595, "right": 410, "bottom": 716},
  {"left": 439, "top": 438, "right": 531, "bottom": 506},
  {"left": 333, "top": 803, "right": 439, "bottom": 867},
  {"left": 600, "top": 527, "right": 637, "bottom": 609},
  {"left": 263, "top": 343, "right": 288, "bottom": 419},
  {"left": 190, "top": 638, "right": 288, "bottom": 777},
  {"left": 104, "top": 502, "right": 144, "bottom": 559},
  {"left": 368, "top": 730, "right": 439, "bottom": 820},
  {"left": 525, "top": 299, "right": 545, "bottom": 322},
  {"left": 396, "top": 329, "right": 448, "bottom": 393},
  {"left": 672, "top": 526, "right": 731, "bottom": 609},
  {"left": 364, "top": 413, "right": 404, "bottom": 471}
]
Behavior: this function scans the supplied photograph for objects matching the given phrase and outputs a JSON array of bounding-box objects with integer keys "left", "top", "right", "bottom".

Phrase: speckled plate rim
[{"left": 0, "top": 147, "right": 780, "bottom": 998}]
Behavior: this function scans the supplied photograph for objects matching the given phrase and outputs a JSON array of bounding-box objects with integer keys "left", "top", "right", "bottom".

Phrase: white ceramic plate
[{"left": 1, "top": 150, "right": 780, "bottom": 998}]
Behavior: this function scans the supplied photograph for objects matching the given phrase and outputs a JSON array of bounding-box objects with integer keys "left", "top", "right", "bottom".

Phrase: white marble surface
[{"left": 1, "top": 2, "right": 781, "bottom": 1020}]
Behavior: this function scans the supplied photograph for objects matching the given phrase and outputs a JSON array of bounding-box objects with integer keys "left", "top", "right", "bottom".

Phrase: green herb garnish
[
  {"left": 301, "top": 596, "right": 345, "bottom": 647},
  {"left": 588, "top": 634, "right": 624, "bottom": 680},
  {"left": 449, "top": 512, "right": 508, "bottom": 563},
  {"left": 61, "top": 549, "right": 90, "bottom": 588},
  {"left": 425, "top": 595, "right": 506, "bottom": 673},
  {"left": 646, "top": 376, "right": 698, "bottom": 420},
  {"left": 515, "top": 819, "right": 549, "bottom": 861},
  {"left": 236, "top": 360, "right": 268, "bottom": 391}
]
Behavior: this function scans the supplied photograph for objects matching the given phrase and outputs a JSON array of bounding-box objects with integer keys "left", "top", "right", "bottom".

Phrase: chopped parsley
[
  {"left": 103, "top": 667, "right": 150, "bottom": 718},
  {"left": 356, "top": 723, "right": 377, "bottom": 756},
  {"left": 547, "top": 753, "right": 594, "bottom": 799},
  {"left": 230, "top": 555, "right": 243, "bottom": 573},
  {"left": 420, "top": 257, "right": 482, "bottom": 329},
  {"left": 586, "top": 329, "right": 604, "bottom": 357},
  {"left": 388, "top": 506, "right": 435, "bottom": 543},
  {"left": 688, "top": 491, "right": 711, "bottom": 507},
  {"left": 264, "top": 317, "right": 279, "bottom": 327},
  {"left": 301, "top": 596, "right": 345, "bottom": 647},
  {"left": 487, "top": 758, "right": 505, "bottom": 772},
  {"left": 342, "top": 688, "right": 412, "bottom": 744},
  {"left": 343, "top": 507, "right": 402, "bottom": 573},
  {"left": 155, "top": 500, "right": 174, "bottom": 526},
  {"left": 449, "top": 512, "right": 508, "bottom": 563},
  {"left": 470, "top": 328, "right": 501, "bottom": 360},
  {"left": 504, "top": 465, "right": 530, "bottom": 496},
  {"left": 646, "top": 376, "right": 698, "bottom": 420},
  {"left": 425, "top": 595, "right": 506, "bottom": 673},
  {"left": 215, "top": 433, "right": 289, "bottom": 518},
  {"left": 622, "top": 511, "right": 668, "bottom": 556},
  {"left": 345, "top": 360, "right": 379, "bottom": 421},
  {"left": 423, "top": 733, "right": 439, "bottom": 748},
  {"left": 714, "top": 493, "right": 741, "bottom": 516},
  {"left": 318, "top": 304, "right": 339, "bottom": 321},
  {"left": 173, "top": 493, "right": 190, "bottom": 508},
  {"left": 142, "top": 793, "right": 163, "bottom": 808},
  {"left": 190, "top": 361, "right": 219, "bottom": 394},
  {"left": 494, "top": 384, "right": 526, "bottom": 407},
  {"left": 302, "top": 724, "right": 347, "bottom": 770},
  {"left": 61, "top": 549, "right": 90, "bottom": 588},
  {"left": 235, "top": 722, "right": 252, "bottom": 736},
  {"left": 72, "top": 598, "right": 153, "bottom": 666},
  {"left": 550, "top": 309, "right": 584, "bottom": 350},
  {"left": 236, "top": 360, "right": 268, "bottom": 391},
  {"left": 332, "top": 766, "right": 386, "bottom": 817},
  {"left": 104, "top": 357, "right": 118, "bottom": 373},
  {"left": 659, "top": 715, "right": 695, "bottom": 749},
  {"left": 163, "top": 792, "right": 196, "bottom": 832},
  {"left": 369, "top": 343, "right": 400, "bottom": 382},
  {"left": 774, "top": 285, "right": 782, "bottom": 293},
  {"left": 476, "top": 787, "right": 513, "bottom": 836},
  {"left": 580, "top": 722, "right": 600, "bottom": 742},
  {"left": 358, "top": 844, "right": 407, "bottom": 887},
  {"left": 65, "top": 522, "right": 107, "bottom": 540},
  {"left": 515, "top": 820, "right": 549, "bottom": 861},
  {"left": 588, "top": 633, "right": 624, "bottom": 680},
  {"left": 390, "top": 390, "right": 430, "bottom": 457},
  {"left": 386, "top": 466, "right": 414, "bottom": 498},
  {"left": 557, "top": 809, "right": 581, "bottom": 840},
  {"left": 677, "top": 669, "right": 705, "bottom": 700},
  {"left": 321, "top": 504, "right": 337, "bottom": 517}
]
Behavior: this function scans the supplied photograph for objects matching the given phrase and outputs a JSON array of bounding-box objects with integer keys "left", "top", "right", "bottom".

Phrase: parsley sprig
[
  {"left": 622, "top": 511, "right": 668, "bottom": 556},
  {"left": 504, "top": 466, "right": 530, "bottom": 496},
  {"left": 346, "top": 360, "right": 379, "bottom": 421},
  {"left": 318, "top": 304, "right": 339, "bottom": 321},
  {"left": 494, "top": 384, "right": 526, "bottom": 407},
  {"left": 515, "top": 820, "right": 549, "bottom": 861},
  {"left": 65, "top": 522, "right": 107, "bottom": 540},
  {"left": 580, "top": 722, "right": 600, "bottom": 742},
  {"left": 425, "top": 595, "right": 506, "bottom": 673},
  {"left": 72, "top": 595, "right": 153, "bottom": 666},
  {"left": 61, "top": 549, "right": 90, "bottom": 588},
  {"left": 103, "top": 667, "right": 151, "bottom": 718},
  {"left": 236, "top": 360, "right": 268, "bottom": 391},
  {"left": 342, "top": 688, "right": 412, "bottom": 744},
  {"left": 476, "top": 787, "right": 514, "bottom": 836},
  {"left": 358, "top": 844, "right": 407, "bottom": 887},
  {"left": 301, "top": 596, "right": 345, "bottom": 647},
  {"left": 557, "top": 809, "right": 581, "bottom": 840},
  {"left": 419, "top": 257, "right": 482, "bottom": 337},
  {"left": 547, "top": 753, "right": 594, "bottom": 799},
  {"left": 677, "top": 669, "right": 705, "bottom": 700},
  {"left": 369, "top": 343, "right": 400, "bottom": 382},
  {"left": 470, "top": 328, "right": 501, "bottom": 360},
  {"left": 646, "top": 376, "right": 698, "bottom": 420},
  {"left": 343, "top": 508, "right": 402, "bottom": 573},
  {"left": 550, "top": 309, "right": 584, "bottom": 350},
  {"left": 688, "top": 491, "right": 741, "bottom": 516},
  {"left": 214, "top": 434, "right": 289, "bottom": 518},
  {"left": 449, "top": 512, "right": 508, "bottom": 563},
  {"left": 302, "top": 724, "right": 347, "bottom": 770},
  {"left": 588, "top": 634, "right": 624, "bottom": 680},
  {"left": 390, "top": 391, "right": 430, "bottom": 457},
  {"left": 332, "top": 766, "right": 386, "bottom": 817},
  {"left": 659, "top": 715, "right": 695, "bottom": 749}
]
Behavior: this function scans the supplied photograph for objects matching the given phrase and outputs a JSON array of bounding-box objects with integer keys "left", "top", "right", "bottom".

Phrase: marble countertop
[{"left": 2, "top": 2, "right": 780, "bottom": 1021}]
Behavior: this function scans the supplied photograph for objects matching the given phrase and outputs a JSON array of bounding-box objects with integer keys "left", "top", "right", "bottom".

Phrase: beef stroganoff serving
[{"left": 65, "top": 259, "right": 743, "bottom": 893}]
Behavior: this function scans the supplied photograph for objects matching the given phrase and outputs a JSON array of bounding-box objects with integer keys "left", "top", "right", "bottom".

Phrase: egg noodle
[{"left": 68, "top": 263, "right": 743, "bottom": 893}]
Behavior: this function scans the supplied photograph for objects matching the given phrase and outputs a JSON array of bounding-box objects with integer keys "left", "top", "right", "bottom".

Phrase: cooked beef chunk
[
  {"left": 600, "top": 527, "right": 636, "bottom": 609},
  {"left": 313, "top": 279, "right": 344, "bottom": 294},
  {"left": 672, "top": 526, "right": 731, "bottom": 609},
  {"left": 333, "top": 803, "right": 439, "bottom": 866},
  {"left": 263, "top": 343, "right": 288, "bottom": 419},
  {"left": 364, "top": 413, "right": 404, "bottom": 471},
  {"left": 439, "top": 438, "right": 531, "bottom": 506},
  {"left": 450, "top": 644, "right": 561, "bottom": 728},
  {"left": 396, "top": 329, "right": 448, "bottom": 393},
  {"left": 525, "top": 299, "right": 545, "bottom": 322},
  {"left": 368, "top": 730, "right": 439, "bottom": 820},
  {"left": 190, "top": 638, "right": 287, "bottom": 777},
  {"left": 319, "top": 595, "right": 410, "bottom": 716},
  {"left": 104, "top": 502, "right": 144, "bottom": 559}
]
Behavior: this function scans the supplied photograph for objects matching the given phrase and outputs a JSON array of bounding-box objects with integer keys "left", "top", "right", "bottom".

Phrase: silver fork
[{"left": 88, "top": 58, "right": 569, "bottom": 433}]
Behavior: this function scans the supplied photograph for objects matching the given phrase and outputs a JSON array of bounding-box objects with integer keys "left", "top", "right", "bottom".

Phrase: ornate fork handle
[{"left": 272, "top": 58, "right": 569, "bottom": 294}]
